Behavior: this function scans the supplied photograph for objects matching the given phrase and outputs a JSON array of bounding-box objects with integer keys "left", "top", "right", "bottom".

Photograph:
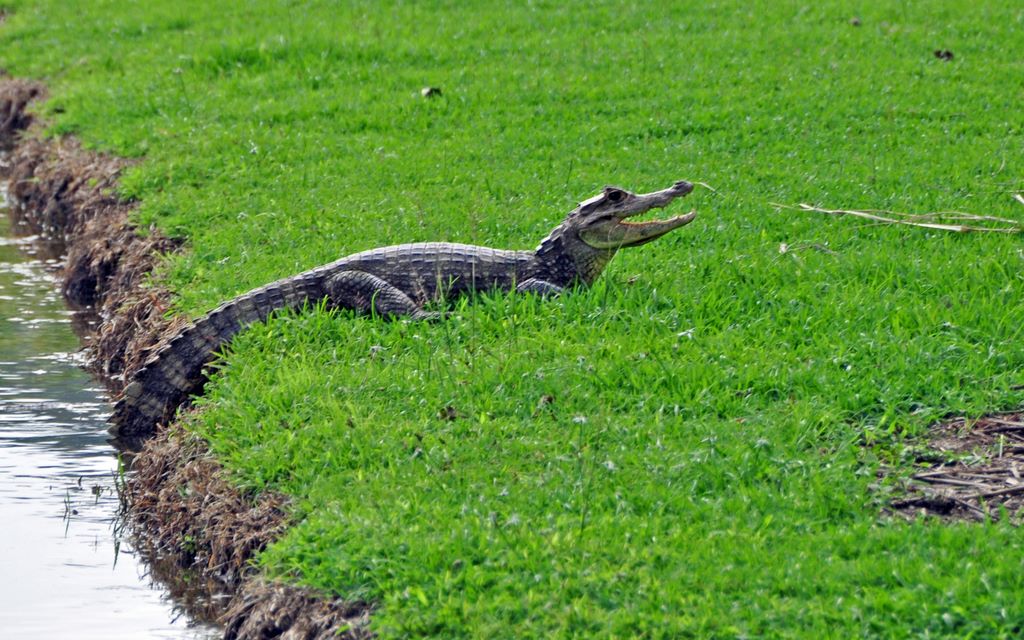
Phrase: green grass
[{"left": 3, "top": 0, "right": 1024, "bottom": 636}]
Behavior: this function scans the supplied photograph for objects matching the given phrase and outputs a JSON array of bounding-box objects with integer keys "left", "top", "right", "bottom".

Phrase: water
[{"left": 0, "top": 195, "right": 221, "bottom": 638}]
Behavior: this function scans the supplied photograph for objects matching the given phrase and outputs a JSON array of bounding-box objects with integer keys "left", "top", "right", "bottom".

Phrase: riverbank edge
[{"left": 0, "top": 78, "right": 370, "bottom": 639}]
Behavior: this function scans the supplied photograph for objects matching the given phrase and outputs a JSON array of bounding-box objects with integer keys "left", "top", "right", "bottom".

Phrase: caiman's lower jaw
[
  {"left": 615, "top": 210, "right": 698, "bottom": 245},
  {"left": 581, "top": 209, "right": 698, "bottom": 249}
]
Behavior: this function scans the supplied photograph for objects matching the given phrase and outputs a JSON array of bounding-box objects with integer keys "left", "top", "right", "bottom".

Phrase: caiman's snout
[
  {"left": 625, "top": 180, "right": 695, "bottom": 214},
  {"left": 671, "top": 180, "right": 694, "bottom": 195},
  {"left": 577, "top": 179, "right": 699, "bottom": 249}
]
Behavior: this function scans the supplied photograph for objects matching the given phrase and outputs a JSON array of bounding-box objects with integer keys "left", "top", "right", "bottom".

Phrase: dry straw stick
[
  {"left": 692, "top": 181, "right": 721, "bottom": 196},
  {"left": 772, "top": 197, "right": 1024, "bottom": 234}
]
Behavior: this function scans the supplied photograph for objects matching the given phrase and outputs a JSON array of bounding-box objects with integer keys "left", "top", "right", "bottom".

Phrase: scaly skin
[{"left": 110, "top": 180, "right": 698, "bottom": 438}]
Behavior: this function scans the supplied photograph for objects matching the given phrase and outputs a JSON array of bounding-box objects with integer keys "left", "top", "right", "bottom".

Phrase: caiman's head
[
  {"left": 572, "top": 180, "right": 697, "bottom": 249},
  {"left": 536, "top": 180, "right": 697, "bottom": 284}
]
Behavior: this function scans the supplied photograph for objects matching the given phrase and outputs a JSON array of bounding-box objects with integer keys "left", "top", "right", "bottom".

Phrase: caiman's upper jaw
[
  {"left": 619, "top": 180, "right": 695, "bottom": 216},
  {"left": 578, "top": 180, "right": 698, "bottom": 249}
]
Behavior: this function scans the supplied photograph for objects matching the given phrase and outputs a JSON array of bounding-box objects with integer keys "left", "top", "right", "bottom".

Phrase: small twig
[
  {"left": 982, "top": 417, "right": 1024, "bottom": 428},
  {"left": 915, "top": 213, "right": 1020, "bottom": 224},
  {"left": 970, "top": 484, "right": 1024, "bottom": 500},
  {"left": 981, "top": 425, "right": 1024, "bottom": 436},
  {"left": 778, "top": 241, "right": 837, "bottom": 256},
  {"left": 911, "top": 469, "right": 958, "bottom": 479},
  {"left": 693, "top": 181, "right": 721, "bottom": 196},
  {"left": 957, "top": 471, "right": 1012, "bottom": 481},
  {"left": 958, "top": 466, "right": 1013, "bottom": 474},
  {"left": 833, "top": 208, "right": 1019, "bottom": 224},
  {"left": 772, "top": 202, "right": 1023, "bottom": 234},
  {"left": 913, "top": 475, "right": 990, "bottom": 489},
  {"left": 1014, "top": 194, "right": 1024, "bottom": 207},
  {"left": 951, "top": 497, "right": 991, "bottom": 519}
]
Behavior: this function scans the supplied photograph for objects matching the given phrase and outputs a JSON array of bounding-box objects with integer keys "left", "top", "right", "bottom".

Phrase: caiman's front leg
[
  {"left": 516, "top": 278, "right": 564, "bottom": 297},
  {"left": 325, "top": 270, "right": 434, "bottom": 320}
]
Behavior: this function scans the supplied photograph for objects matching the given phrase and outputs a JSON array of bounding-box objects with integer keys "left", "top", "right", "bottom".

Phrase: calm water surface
[{"left": 0, "top": 195, "right": 220, "bottom": 638}]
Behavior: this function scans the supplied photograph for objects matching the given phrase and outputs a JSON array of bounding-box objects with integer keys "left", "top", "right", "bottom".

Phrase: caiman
[{"left": 110, "top": 180, "right": 698, "bottom": 438}]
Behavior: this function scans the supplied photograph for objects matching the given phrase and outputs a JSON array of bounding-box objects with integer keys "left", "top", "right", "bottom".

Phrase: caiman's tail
[{"left": 109, "top": 272, "right": 324, "bottom": 439}]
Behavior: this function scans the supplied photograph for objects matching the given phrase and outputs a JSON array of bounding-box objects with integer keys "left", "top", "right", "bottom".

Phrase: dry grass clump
[
  {"left": 0, "top": 78, "right": 44, "bottom": 149},
  {"left": 889, "top": 412, "right": 1024, "bottom": 522}
]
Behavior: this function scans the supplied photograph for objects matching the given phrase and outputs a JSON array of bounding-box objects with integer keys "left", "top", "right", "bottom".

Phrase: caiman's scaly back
[{"left": 110, "top": 180, "right": 698, "bottom": 439}]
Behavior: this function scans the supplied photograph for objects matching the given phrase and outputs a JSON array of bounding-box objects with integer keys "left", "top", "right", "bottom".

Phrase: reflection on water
[{"left": 0, "top": 194, "right": 220, "bottom": 639}]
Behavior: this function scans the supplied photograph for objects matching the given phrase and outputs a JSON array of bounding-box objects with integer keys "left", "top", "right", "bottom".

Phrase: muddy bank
[{"left": 0, "top": 78, "right": 368, "bottom": 639}]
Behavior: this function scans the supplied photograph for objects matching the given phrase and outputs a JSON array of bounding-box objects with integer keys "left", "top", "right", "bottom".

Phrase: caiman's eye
[{"left": 606, "top": 189, "right": 625, "bottom": 203}]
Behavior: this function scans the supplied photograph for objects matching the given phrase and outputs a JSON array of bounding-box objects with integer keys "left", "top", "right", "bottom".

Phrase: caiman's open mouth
[
  {"left": 614, "top": 209, "right": 697, "bottom": 245},
  {"left": 579, "top": 180, "right": 698, "bottom": 249}
]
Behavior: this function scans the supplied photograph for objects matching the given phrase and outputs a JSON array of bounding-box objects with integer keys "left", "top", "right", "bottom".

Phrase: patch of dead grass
[{"left": 887, "top": 412, "right": 1024, "bottom": 523}]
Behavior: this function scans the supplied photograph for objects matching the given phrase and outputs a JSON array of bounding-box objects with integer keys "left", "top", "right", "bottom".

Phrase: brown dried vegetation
[
  {"left": 0, "top": 77, "right": 368, "bottom": 639},
  {"left": 0, "top": 77, "right": 43, "bottom": 149},
  {"left": 887, "top": 412, "right": 1024, "bottom": 523},
  {"left": 128, "top": 427, "right": 372, "bottom": 639}
]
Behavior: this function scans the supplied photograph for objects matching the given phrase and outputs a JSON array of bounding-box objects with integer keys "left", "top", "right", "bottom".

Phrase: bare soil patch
[
  {"left": 887, "top": 412, "right": 1024, "bottom": 523},
  {"left": 1, "top": 77, "right": 368, "bottom": 639}
]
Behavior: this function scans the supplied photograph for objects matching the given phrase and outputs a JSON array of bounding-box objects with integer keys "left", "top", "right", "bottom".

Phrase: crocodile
[{"left": 110, "top": 179, "right": 698, "bottom": 438}]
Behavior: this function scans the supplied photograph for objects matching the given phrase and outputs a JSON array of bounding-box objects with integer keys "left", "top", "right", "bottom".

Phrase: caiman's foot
[{"left": 325, "top": 270, "right": 425, "bottom": 318}]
